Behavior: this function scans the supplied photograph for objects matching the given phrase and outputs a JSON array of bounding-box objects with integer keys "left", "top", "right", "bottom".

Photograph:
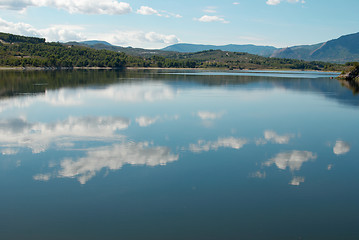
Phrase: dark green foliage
[
  {"left": 0, "top": 40, "right": 130, "bottom": 68},
  {"left": 155, "top": 50, "right": 343, "bottom": 71},
  {"left": 0, "top": 32, "right": 345, "bottom": 71},
  {"left": 0, "top": 32, "right": 45, "bottom": 44}
]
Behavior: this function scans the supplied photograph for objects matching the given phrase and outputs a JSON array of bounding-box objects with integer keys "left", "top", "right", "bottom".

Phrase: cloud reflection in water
[
  {"left": 189, "top": 137, "right": 247, "bottom": 153},
  {"left": 264, "top": 150, "right": 317, "bottom": 171},
  {"left": 36, "top": 142, "right": 179, "bottom": 184},
  {"left": 0, "top": 116, "right": 130, "bottom": 153},
  {"left": 263, "top": 150, "right": 317, "bottom": 186},
  {"left": 333, "top": 140, "right": 350, "bottom": 155}
]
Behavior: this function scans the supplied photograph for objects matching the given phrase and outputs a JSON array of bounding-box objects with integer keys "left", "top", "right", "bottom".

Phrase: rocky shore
[{"left": 337, "top": 65, "right": 359, "bottom": 93}]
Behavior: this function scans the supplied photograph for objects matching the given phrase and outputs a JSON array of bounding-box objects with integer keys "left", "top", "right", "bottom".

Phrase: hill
[
  {"left": 68, "top": 32, "right": 359, "bottom": 63},
  {"left": 271, "top": 32, "right": 359, "bottom": 63},
  {"left": 80, "top": 40, "right": 113, "bottom": 46},
  {"left": 0, "top": 32, "right": 143, "bottom": 68},
  {"left": 0, "top": 32, "right": 344, "bottom": 71},
  {"left": 159, "top": 49, "right": 341, "bottom": 71},
  {"left": 66, "top": 41, "right": 173, "bottom": 57},
  {"left": 162, "top": 43, "right": 277, "bottom": 57}
]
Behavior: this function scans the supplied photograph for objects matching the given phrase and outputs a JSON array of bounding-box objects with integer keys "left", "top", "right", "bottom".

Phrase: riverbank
[
  {"left": 337, "top": 65, "right": 359, "bottom": 92},
  {"left": 0, "top": 66, "right": 341, "bottom": 73}
]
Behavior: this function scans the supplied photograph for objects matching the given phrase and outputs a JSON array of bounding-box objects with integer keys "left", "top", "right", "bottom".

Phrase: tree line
[{"left": 0, "top": 32, "right": 346, "bottom": 71}]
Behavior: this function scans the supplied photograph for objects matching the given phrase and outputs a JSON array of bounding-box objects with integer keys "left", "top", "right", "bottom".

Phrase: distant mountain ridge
[
  {"left": 271, "top": 32, "right": 359, "bottom": 63},
  {"left": 162, "top": 32, "right": 359, "bottom": 63},
  {"left": 162, "top": 43, "right": 278, "bottom": 57},
  {"left": 66, "top": 32, "right": 359, "bottom": 63},
  {"left": 79, "top": 40, "right": 113, "bottom": 46},
  {"left": 65, "top": 41, "right": 173, "bottom": 57}
]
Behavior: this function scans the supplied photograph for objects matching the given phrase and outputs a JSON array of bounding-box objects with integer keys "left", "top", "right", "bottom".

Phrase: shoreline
[{"left": 0, "top": 66, "right": 341, "bottom": 73}]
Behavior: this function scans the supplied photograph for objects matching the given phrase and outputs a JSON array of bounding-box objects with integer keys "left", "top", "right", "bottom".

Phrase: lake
[{"left": 0, "top": 69, "right": 358, "bottom": 240}]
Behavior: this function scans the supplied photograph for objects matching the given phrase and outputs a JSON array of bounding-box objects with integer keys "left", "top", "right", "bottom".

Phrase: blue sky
[{"left": 0, "top": 0, "right": 358, "bottom": 49}]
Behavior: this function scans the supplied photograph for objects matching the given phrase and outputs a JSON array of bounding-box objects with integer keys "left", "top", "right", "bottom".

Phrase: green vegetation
[
  {"left": 337, "top": 62, "right": 359, "bottom": 93},
  {"left": 0, "top": 32, "right": 345, "bottom": 71},
  {"left": 159, "top": 50, "right": 343, "bottom": 71},
  {"left": 0, "top": 32, "right": 45, "bottom": 44},
  {"left": 0, "top": 41, "right": 133, "bottom": 68}
]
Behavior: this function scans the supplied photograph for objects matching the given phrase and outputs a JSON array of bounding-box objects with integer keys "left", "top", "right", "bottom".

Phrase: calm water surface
[{"left": 0, "top": 69, "right": 358, "bottom": 240}]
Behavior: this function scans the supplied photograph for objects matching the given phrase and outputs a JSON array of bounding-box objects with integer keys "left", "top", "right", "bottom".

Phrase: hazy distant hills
[
  {"left": 66, "top": 40, "right": 173, "bottom": 57},
  {"left": 79, "top": 40, "right": 113, "bottom": 46},
  {"left": 162, "top": 43, "right": 277, "bottom": 57},
  {"left": 65, "top": 32, "right": 359, "bottom": 63},
  {"left": 162, "top": 32, "right": 359, "bottom": 63},
  {"left": 271, "top": 32, "right": 359, "bottom": 63}
]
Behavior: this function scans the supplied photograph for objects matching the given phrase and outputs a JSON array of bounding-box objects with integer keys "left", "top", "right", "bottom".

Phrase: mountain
[
  {"left": 80, "top": 40, "right": 113, "bottom": 46},
  {"left": 271, "top": 32, "right": 359, "bottom": 63},
  {"left": 68, "top": 32, "right": 359, "bottom": 63},
  {"left": 65, "top": 41, "right": 174, "bottom": 57},
  {"left": 162, "top": 43, "right": 278, "bottom": 57},
  {"left": 164, "top": 32, "right": 359, "bottom": 63}
]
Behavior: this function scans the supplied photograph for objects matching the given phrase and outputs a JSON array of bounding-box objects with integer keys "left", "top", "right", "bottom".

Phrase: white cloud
[
  {"left": 264, "top": 150, "right": 317, "bottom": 171},
  {"left": 0, "top": 17, "right": 179, "bottom": 47},
  {"left": 189, "top": 137, "right": 247, "bottom": 153},
  {"left": 0, "top": 116, "right": 129, "bottom": 153},
  {"left": 195, "top": 15, "right": 229, "bottom": 24},
  {"left": 333, "top": 140, "right": 350, "bottom": 155},
  {"left": 0, "top": 17, "right": 41, "bottom": 37},
  {"left": 266, "top": 0, "right": 305, "bottom": 5},
  {"left": 136, "top": 6, "right": 160, "bottom": 16},
  {"left": 56, "top": 142, "right": 179, "bottom": 184},
  {"left": 136, "top": 6, "right": 181, "bottom": 18},
  {"left": 136, "top": 116, "right": 160, "bottom": 127},
  {"left": 203, "top": 6, "right": 217, "bottom": 13},
  {"left": 0, "top": 17, "right": 84, "bottom": 42},
  {"left": 163, "top": 12, "right": 182, "bottom": 18},
  {"left": 38, "top": 25, "right": 84, "bottom": 42},
  {"left": 289, "top": 176, "right": 305, "bottom": 186},
  {"left": 233, "top": 2, "right": 240, "bottom": 5},
  {"left": 266, "top": 0, "right": 281, "bottom": 5},
  {"left": 0, "top": 0, "right": 132, "bottom": 15},
  {"left": 197, "top": 111, "right": 224, "bottom": 120},
  {"left": 103, "top": 30, "right": 180, "bottom": 47}
]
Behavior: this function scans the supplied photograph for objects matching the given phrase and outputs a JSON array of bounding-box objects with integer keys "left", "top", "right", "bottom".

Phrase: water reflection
[
  {"left": 0, "top": 70, "right": 357, "bottom": 187},
  {"left": 256, "top": 130, "right": 295, "bottom": 145},
  {"left": 197, "top": 111, "right": 225, "bottom": 120},
  {"left": 1, "top": 69, "right": 358, "bottom": 107},
  {"left": 1, "top": 148, "right": 19, "bottom": 155},
  {"left": 34, "top": 141, "right": 179, "bottom": 184},
  {"left": 136, "top": 116, "right": 160, "bottom": 127},
  {"left": 289, "top": 176, "right": 305, "bottom": 186},
  {"left": 264, "top": 150, "right": 317, "bottom": 171},
  {"left": 188, "top": 137, "right": 247, "bottom": 153},
  {"left": 0, "top": 116, "right": 129, "bottom": 153},
  {"left": 0, "top": 83, "right": 176, "bottom": 114},
  {"left": 263, "top": 150, "right": 317, "bottom": 186},
  {"left": 250, "top": 171, "right": 266, "bottom": 179},
  {"left": 333, "top": 140, "right": 351, "bottom": 155}
]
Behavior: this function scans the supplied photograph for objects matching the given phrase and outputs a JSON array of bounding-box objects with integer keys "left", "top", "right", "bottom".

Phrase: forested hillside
[{"left": 0, "top": 32, "right": 345, "bottom": 71}]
